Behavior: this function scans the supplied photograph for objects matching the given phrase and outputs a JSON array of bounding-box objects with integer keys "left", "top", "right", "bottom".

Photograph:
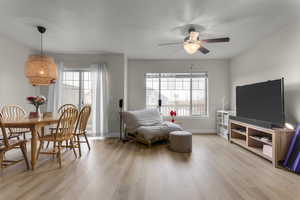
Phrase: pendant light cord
[{"left": 40, "top": 32, "right": 43, "bottom": 56}]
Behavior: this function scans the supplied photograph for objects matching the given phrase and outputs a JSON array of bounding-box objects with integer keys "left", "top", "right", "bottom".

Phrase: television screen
[{"left": 236, "top": 79, "right": 285, "bottom": 127}]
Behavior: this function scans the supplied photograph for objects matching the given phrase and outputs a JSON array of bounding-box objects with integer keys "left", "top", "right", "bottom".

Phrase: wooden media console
[{"left": 229, "top": 120, "right": 294, "bottom": 168}]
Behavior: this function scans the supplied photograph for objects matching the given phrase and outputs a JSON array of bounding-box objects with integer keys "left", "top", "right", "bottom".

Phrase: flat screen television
[{"left": 236, "top": 78, "right": 285, "bottom": 128}]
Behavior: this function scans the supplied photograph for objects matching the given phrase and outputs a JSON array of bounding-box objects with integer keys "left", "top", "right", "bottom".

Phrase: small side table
[{"left": 169, "top": 131, "right": 192, "bottom": 153}]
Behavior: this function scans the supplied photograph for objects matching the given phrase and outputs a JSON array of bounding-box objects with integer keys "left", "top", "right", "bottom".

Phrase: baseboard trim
[
  {"left": 106, "top": 129, "right": 217, "bottom": 138},
  {"left": 192, "top": 132, "right": 217, "bottom": 135},
  {"left": 186, "top": 129, "right": 217, "bottom": 134},
  {"left": 106, "top": 132, "right": 120, "bottom": 138}
]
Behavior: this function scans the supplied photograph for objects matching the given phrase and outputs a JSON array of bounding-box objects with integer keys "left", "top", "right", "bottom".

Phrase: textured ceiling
[{"left": 0, "top": 0, "right": 299, "bottom": 59}]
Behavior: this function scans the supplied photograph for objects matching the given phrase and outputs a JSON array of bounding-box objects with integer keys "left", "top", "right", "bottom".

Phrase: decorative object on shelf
[
  {"left": 27, "top": 96, "right": 47, "bottom": 118},
  {"left": 25, "top": 26, "right": 58, "bottom": 86},
  {"left": 263, "top": 144, "right": 273, "bottom": 158},
  {"left": 250, "top": 135, "right": 272, "bottom": 145},
  {"left": 170, "top": 110, "right": 177, "bottom": 123}
]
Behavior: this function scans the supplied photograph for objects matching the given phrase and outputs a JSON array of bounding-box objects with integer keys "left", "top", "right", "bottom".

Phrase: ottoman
[{"left": 169, "top": 131, "right": 192, "bottom": 153}]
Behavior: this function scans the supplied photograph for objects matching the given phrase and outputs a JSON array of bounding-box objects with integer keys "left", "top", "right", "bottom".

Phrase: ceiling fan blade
[
  {"left": 202, "top": 37, "right": 230, "bottom": 43},
  {"left": 199, "top": 47, "right": 210, "bottom": 54},
  {"left": 158, "top": 42, "right": 182, "bottom": 47}
]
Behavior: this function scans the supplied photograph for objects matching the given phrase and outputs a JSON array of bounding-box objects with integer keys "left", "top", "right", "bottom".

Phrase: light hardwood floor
[{"left": 0, "top": 135, "right": 299, "bottom": 200}]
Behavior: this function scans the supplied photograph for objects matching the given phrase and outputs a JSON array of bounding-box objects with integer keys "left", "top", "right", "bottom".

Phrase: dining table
[{"left": 1, "top": 116, "right": 59, "bottom": 170}]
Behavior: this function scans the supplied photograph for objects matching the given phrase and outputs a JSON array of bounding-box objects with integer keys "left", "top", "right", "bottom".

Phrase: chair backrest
[
  {"left": 1, "top": 105, "right": 27, "bottom": 134},
  {"left": 54, "top": 107, "right": 79, "bottom": 139},
  {"left": 0, "top": 113, "right": 10, "bottom": 149},
  {"left": 75, "top": 105, "right": 91, "bottom": 134},
  {"left": 57, "top": 104, "right": 77, "bottom": 115},
  {"left": 1, "top": 105, "right": 27, "bottom": 120}
]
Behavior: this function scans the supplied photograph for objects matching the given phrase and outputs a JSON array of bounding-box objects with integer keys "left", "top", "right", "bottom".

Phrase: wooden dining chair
[
  {"left": 0, "top": 113, "right": 30, "bottom": 170},
  {"left": 47, "top": 104, "right": 77, "bottom": 148},
  {"left": 73, "top": 105, "right": 92, "bottom": 156},
  {"left": 37, "top": 107, "right": 79, "bottom": 168},
  {"left": 1, "top": 105, "right": 31, "bottom": 140},
  {"left": 58, "top": 104, "right": 78, "bottom": 115},
  {"left": 49, "top": 104, "right": 77, "bottom": 132}
]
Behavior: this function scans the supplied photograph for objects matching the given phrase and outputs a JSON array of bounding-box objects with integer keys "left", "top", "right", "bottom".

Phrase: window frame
[
  {"left": 145, "top": 72, "right": 209, "bottom": 118},
  {"left": 61, "top": 68, "right": 94, "bottom": 135},
  {"left": 62, "top": 68, "right": 91, "bottom": 109}
]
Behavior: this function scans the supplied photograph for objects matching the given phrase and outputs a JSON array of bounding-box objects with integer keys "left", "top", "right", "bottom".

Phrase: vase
[{"left": 36, "top": 106, "right": 41, "bottom": 117}]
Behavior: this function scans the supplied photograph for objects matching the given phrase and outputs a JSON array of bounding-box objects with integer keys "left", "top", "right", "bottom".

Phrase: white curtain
[
  {"left": 91, "top": 64, "right": 109, "bottom": 137},
  {"left": 47, "top": 62, "right": 64, "bottom": 112}
]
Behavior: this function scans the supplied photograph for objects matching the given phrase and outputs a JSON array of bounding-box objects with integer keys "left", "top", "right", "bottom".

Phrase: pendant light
[{"left": 25, "top": 26, "right": 58, "bottom": 86}]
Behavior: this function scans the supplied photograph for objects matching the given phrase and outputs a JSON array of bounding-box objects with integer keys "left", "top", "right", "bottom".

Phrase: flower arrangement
[
  {"left": 170, "top": 110, "right": 177, "bottom": 123},
  {"left": 26, "top": 96, "right": 47, "bottom": 114}
]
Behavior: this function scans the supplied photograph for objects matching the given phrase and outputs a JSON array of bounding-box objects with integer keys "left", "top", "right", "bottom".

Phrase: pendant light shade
[
  {"left": 25, "top": 55, "right": 58, "bottom": 85},
  {"left": 25, "top": 26, "right": 58, "bottom": 86}
]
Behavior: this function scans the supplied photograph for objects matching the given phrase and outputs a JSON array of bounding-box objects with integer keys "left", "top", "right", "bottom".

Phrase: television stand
[{"left": 229, "top": 120, "right": 294, "bottom": 168}]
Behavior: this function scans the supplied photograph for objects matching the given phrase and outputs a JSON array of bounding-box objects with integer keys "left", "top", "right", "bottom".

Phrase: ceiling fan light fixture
[
  {"left": 189, "top": 31, "right": 199, "bottom": 41},
  {"left": 183, "top": 41, "right": 201, "bottom": 54},
  {"left": 158, "top": 25, "right": 229, "bottom": 55}
]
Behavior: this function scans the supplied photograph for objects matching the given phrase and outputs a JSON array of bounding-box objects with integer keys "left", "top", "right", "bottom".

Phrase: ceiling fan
[{"left": 158, "top": 26, "right": 230, "bottom": 55}]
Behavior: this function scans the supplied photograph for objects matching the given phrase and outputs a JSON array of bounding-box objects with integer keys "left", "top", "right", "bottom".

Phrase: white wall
[
  {"left": 230, "top": 22, "right": 300, "bottom": 126},
  {"left": 0, "top": 34, "right": 36, "bottom": 111},
  {"left": 40, "top": 53, "right": 126, "bottom": 136},
  {"left": 127, "top": 59, "right": 230, "bottom": 133}
]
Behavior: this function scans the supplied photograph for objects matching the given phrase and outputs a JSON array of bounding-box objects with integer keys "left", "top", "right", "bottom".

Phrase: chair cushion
[
  {"left": 162, "top": 121, "right": 184, "bottom": 132},
  {"left": 170, "top": 130, "right": 192, "bottom": 136},
  {"left": 136, "top": 125, "right": 169, "bottom": 140},
  {"left": 122, "top": 108, "right": 163, "bottom": 132}
]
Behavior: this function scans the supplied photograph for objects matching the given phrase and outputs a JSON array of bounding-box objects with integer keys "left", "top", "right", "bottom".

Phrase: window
[
  {"left": 145, "top": 72, "right": 208, "bottom": 117},
  {"left": 61, "top": 70, "right": 93, "bottom": 134},
  {"left": 61, "top": 70, "right": 92, "bottom": 108}
]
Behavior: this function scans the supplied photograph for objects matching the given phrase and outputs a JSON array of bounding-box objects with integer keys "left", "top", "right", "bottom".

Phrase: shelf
[
  {"left": 231, "top": 138, "right": 272, "bottom": 161},
  {"left": 249, "top": 136, "right": 272, "bottom": 146},
  {"left": 231, "top": 129, "right": 246, "bottom": 136},
  {"left": 247, "top": 146, "right": 272, "bottom": 161},
  {"left": 231, "top": 138, "right": 246, "bottom": 146},
  {"left": 217, "top": 110, "right": 232, "bottom": 141},
  {"left": 229, "top": 120, "right": 295, "bottom": 168}
]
